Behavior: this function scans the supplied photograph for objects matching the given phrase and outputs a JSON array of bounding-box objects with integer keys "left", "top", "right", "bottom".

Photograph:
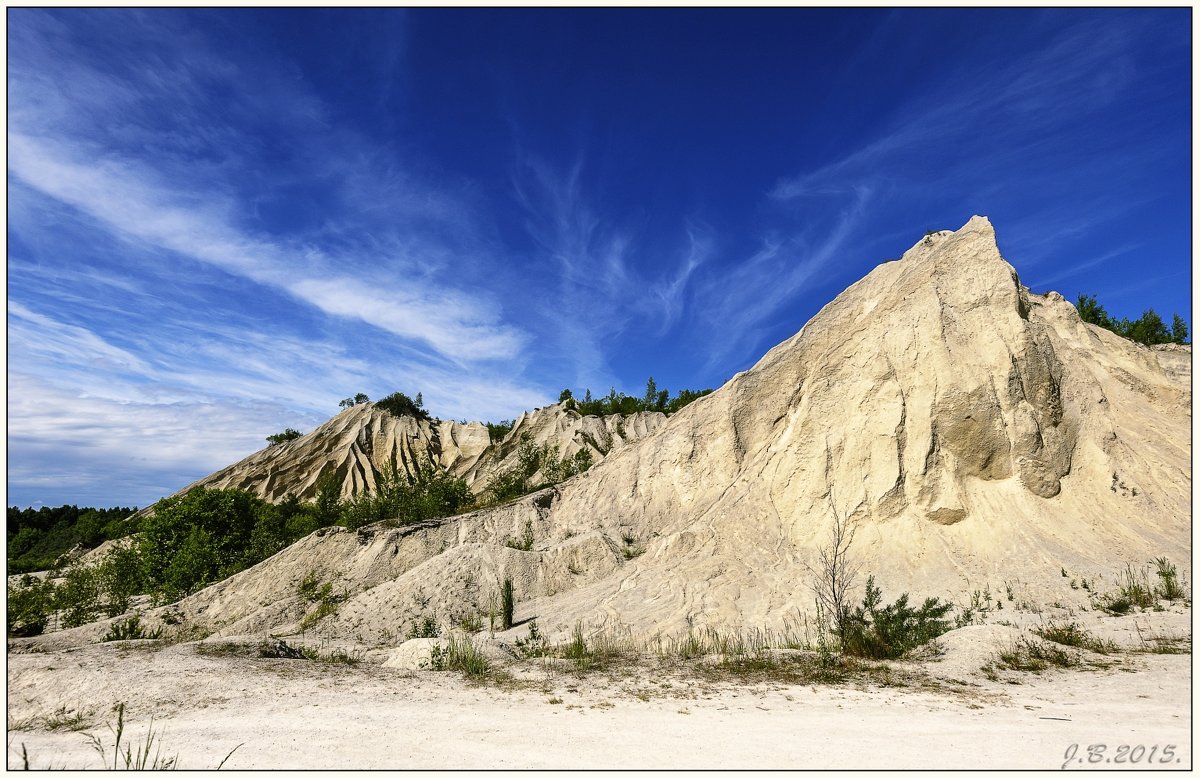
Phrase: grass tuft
[
  {"left": 995, "top": 638, "right": 1078, "bottom": 672},
  {"left": 102, "top": 616, "right": 163, "bottom": 642},
  {"left": 1032, "top": 621, "right": 1118, "bottom": 654}
]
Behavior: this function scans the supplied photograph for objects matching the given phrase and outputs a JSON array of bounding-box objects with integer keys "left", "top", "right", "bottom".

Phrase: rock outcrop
[
  {"left": 178, "top": 403, "right": 667, "bottom": 503},
  {"left": 113, "top": 216, "right": 1191, "bottom": 645}
]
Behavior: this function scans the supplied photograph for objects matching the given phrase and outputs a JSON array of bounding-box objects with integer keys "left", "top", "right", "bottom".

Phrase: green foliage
[
  {"left": 313, "top": 471, "right": 344, "bottom": 528},
  {"left": 340, "top": 459, "right": 473, "bottom": 530},
  {"left": 339, "top": 393, "right": 370, "bottom": 409},
  {"left": 515, "top": 619, "right": 549, "bottom": 657},
  {"left": 408, "top": 615, "right": 440, "bottom": 639},
  {"left": 996, "top": 637, "right": 1077, "bottom": 672},
  {"left": 95, "top": 546, "right": 145, "bottom": 618},
  {"left": 1154, "top": 556, "right": 1185, "bottom": 601},
  {"left": 563, "top": 622, "right": 594, "bottom": 672},
  {"left": 136, "top": 488, "right": 269, "bottom": 603},
  {"left": 485, "top": 420, "right": 514, "bottom": 443},
  {"left": 428, "top": 634, "right": 489, "bottom": 678},
  {"left": 483, "top": 434, "right": 593, "bottom": 506},
  {"left": 501, "top": 578, "right": 514, "bottom": 631},
  {"left": 839, "top": 576, "right": 953, "bottom": 659},
  {"left": 1076, "top": 294, "right": 1187, "bottom": 346},
  {"left": 297, "top": 570, "right": 324, "bottom": 602},
  {"left": 566, "top": 377, "right": 713, "bottom": 417},
  {"left": 57, "top": 564, "right": 102, "bottom": 628},
  {"left": 1170, "top": 314, "right": 1189, "bottom": 345},
  {"left": 265, "top": 428, "right": 302, "bottom": 445},
  {"left": 7, "top": 574, "right": 54, "bottom": 637},
  {"left": 374, "top": 391, "right": 431, "bottom": 421},
  {"left": 102, "top": 615, "right": 163, "bottom": 642},
  {"left": 7, "top": 504, "right": 138, "bottom": 574}
]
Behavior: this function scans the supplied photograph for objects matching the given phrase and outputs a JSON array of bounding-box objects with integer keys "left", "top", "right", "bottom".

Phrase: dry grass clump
[
  {"left": 993, "top": 637, "right": 1079, "bottom": 672},
  {"left": 1098, "top": 558, "right": 1189, "bottom": 615},
  {"left": 1031, "top": 621, "right": 1118, "bottom": 654}
]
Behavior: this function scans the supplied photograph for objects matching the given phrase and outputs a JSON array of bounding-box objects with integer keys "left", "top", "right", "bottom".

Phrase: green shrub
[
  {"left": 1076, "top": 294, "right": 1187, "bottom": 346},
  {"left": 996, "top": 637, "right": 1077, "bottom": 671},
  {"left": 341, "top": 460, "right": 472, "bottom": 530},
  {"left": 485, "top": 420, "right": 513, "bottom": 443},
  {"left": 94, "top": 546, "right": 145, "bottom": 618},
  {"left": 374, "top": 391, "right": 431, "bottom": 421},
  {"left": 484, "top": 435, "right": 594, "bottom": 506},
  {"left": 56, "top": 564, "right": 102, "bottom": 628},
  {"left": 1100, "top": 564, "right": 1157, "bottom": 615},
  {"left": 7, "top": 504, "right": 137, "bottom": 573},
  {"left": 1153, "top": 557, "right": 1185, "bottom": 601},
  {"left": 408, "top": 615, "right": 440, "bottom": 639},
  {"left": 501, "top": 578, "right": 514, "bottom": 631},
  {"left": 840, "top": 576, "right": 953, "bottom": 659},
  {"left": 429, "top": 635, "right": 489, "bottom": 678},
  {"left": 568, "top": 379, "right": 713, "bottom": 418},
  {"left": 7, "top": 574, "right": 54, "bottom": 637},
  {"left": 137, "top": 488, "right": 267, "bottom": 603},
  {"left": 265, "top": 428, "right": 302, "bottom": 445},
  {"left": 102, "top": 616, "right": 163, "bottom": 642},
  {"left": 505, "top": 520, "right": 535, "bottom": 551}
]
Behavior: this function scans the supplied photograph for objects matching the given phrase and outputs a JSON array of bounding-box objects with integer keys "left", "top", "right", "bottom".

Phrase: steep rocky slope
[
  {"left": 78, "top": 216, "right": 1188, "bottom": 646},
  {"left": 180, "top": 403, "right": 666, "bottom": 502}
]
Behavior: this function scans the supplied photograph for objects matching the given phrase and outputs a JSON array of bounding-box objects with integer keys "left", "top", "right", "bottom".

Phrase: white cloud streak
[{"left": 8, "top": 132, "right": 525, "bottom": 363}]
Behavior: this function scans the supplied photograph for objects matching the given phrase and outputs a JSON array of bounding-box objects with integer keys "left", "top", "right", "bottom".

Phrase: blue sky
[{"left": 7, "top": 8, "right": 1191, "bottom": 508}]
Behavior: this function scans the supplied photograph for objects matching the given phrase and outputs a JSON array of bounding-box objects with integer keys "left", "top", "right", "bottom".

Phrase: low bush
[
  {"left": 485, "top": 420, "right": 513, "bottom": 443},
  {"left": 501, "top": 578, "right": 514, "bottom": 631},
  {"left": 374, "top": 391, "right": 431, "bottom": 422},
  {"left": 996, "top": 637, "right": 1078, "bottom": 672},
  {"left": 429, "top": 635, "right": 489, "bottom": 678},
  {"left": 102, "top": 616, "right": 163, "bottom": 642},
  {"left": 265, "top": 428, "right": 302, "bottom": 446},
  {"left": 1031, "top": 621, "right": 1117, "bottom": 654},
  {"left": 839, "top": 576, "right": 953, "bottom": 660},
  {"left": 1153, "top": 557, "right": 1185, "bottom": 601},
  {"left": 7, "top": 574, "right": 54, "bottom": 637}
]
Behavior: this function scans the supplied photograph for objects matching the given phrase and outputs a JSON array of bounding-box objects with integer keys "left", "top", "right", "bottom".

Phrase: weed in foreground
[{"left": 85, "top": 704, "right": 177, "bottom": 770}]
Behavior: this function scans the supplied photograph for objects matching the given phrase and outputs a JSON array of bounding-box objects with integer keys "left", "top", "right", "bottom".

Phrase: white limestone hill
[
  {"left": 101, "top": 216, "right": 1189, "bottom": 646},
  {"left": 175, "top": 402, "right": 667, "bottom": 502}
]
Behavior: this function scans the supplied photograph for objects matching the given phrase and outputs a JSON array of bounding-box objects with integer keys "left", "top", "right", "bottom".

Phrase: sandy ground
[{"left": 7, "top": 615, "right": 1192, "bottom": 771}]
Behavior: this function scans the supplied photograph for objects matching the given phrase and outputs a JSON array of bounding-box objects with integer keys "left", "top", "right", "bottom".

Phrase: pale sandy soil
[{"left": 7, "top": 610, "right": 1191, "bottom": 770}]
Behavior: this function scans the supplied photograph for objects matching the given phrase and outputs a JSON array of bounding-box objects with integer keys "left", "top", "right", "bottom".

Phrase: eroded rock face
[
  {"left": 175, "top": 403, "right": 666, "bottom": 503},
  {"left": 116, "top": 216, "right": 1188, "bottom": 644}
]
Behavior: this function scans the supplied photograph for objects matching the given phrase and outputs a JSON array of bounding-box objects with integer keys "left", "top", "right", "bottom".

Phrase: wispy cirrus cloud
[
  {"left": 510, "top": 155, "right": 714, "bottom": 390},
  {"left": 6, "top": 9, "right": 549, "bottom": 506},
  {"left": 8, "top": 132, "right": 524, "bottom": 364}
]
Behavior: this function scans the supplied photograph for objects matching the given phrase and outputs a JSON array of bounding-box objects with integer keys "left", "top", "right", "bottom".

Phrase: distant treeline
[
  {"left": 333, "top": 380, "right": 713, "bottom": 446},
  {"left": 7, "top": 504, "right": 139, "bottom": 574},
  {"left": 1076, "top": 294, "right": 1188, "bottom": 347},
  {"left": 559, "top": 377, "right": 713, "bottom": 418}
]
